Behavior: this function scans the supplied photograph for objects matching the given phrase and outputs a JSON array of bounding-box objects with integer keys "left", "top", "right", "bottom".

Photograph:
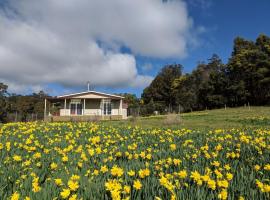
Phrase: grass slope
[{"left": 101, "top": 106, "right": 270, "bottom": 129}]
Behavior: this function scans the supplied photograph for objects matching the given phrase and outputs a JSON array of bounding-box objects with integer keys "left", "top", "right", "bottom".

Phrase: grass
[{"left": 100, "top": 106, "right": 270, "bottom": 129}]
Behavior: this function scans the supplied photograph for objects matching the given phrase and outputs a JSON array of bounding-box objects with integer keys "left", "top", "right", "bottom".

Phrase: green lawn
[{"left": 101, "top": 106, "right": 270, "bottom": 129}]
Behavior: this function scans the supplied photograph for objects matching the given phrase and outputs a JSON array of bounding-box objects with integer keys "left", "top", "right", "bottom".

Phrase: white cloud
[{"left": 0, "top": 0, "right": 195, "bottom": 93}]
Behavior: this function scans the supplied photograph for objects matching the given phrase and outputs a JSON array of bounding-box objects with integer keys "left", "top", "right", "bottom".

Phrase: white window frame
[{"left": 70, "top": 99, "right": 82, "bottom": 115}]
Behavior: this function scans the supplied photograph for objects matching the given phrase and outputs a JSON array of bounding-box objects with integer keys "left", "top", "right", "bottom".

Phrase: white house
[{"left": 44, "top": 90, "right": 128, "bottom": 121}]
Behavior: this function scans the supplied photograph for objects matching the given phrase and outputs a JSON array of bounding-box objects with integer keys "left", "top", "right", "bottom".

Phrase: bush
[{"left": 163, "top": 113, "right": 181, "bottom": 125}]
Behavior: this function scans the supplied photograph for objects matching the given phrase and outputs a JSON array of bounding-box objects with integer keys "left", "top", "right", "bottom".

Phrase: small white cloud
[{"left": 130, "top": 75, "right": 154, "bottom": 88}]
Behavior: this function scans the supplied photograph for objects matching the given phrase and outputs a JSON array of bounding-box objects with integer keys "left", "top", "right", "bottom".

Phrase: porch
[{"left": 44, "top": 91, "right": 127, "bottom": 121}]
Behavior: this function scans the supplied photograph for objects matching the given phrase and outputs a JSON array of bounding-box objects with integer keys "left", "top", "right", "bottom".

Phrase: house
[{"left": 44, "top": 90, "right": 127, "bottom": 121}]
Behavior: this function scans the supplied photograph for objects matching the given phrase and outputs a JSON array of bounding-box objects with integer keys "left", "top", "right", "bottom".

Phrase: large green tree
[
  {"left": 227, "top": 34, "right": 270, "bottom": 105},
  {"left": 142, "top": 64, "right": 183, "bottom": 113}
]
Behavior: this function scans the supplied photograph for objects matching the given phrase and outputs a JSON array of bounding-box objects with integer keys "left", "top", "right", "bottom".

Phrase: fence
[
  {"left": 7, "top": 112, "right": 44, "bottom": 122},
  {"left": 127, "top": 104, "right": 185, "bottom": 117}
]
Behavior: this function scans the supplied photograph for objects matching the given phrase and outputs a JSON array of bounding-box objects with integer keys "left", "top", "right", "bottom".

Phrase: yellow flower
[
  {"left": 207, "top": 179, "right": 216, "bottom": 190},
  {"left": 60, "top": 188, "right": 71, "bottom": 199},
  {"left": 24, "top": 197, "right": 31, "bottom": 200},
  {"left": 105, "top": 179, "right": 122, "bottom": 191},
  {"left": 111, "top": 165, "right": 124, "bottom": 177},
  {"left": 50, "top": 162, "right": 58, "bottom": 170},
  {"left": 170, "top": 144, "right": 176, "bottom": 151},
  {"left": 138, "top": 168, "right": 150, "bottom": 178},
  {"left": 93, "top": 169, "right": 99, "bottom": 176},
  {"left": 214, "top": 169, "right": 223, "bottom": 179},
  {"left": 128, "top": 170, "right": 135, "bottom": 176},
  {"left": 146, "top": 154, "right": 152, "bottom": 160},
  {"left": 69, "top": 194, "right": 77, "bottom": 200},
  {"left": 123, "top": 185, "right": 131, "bottom": 194},
  {"left": 254, "top": 165, "right": 261, "bottom": 171},
  {"left": 190, "top": 171, "right": 201, "bottom": 182},
  {"left": 11, "top": 191, "right": 20, "bottom": 200},
  {"left": 62, "top": 155, "right": 69, "bottom": 162},
  {"left": 218, "top": 189, "right": 228, "bottom": 200},
  {"left": 54, "top": 178, "right": 63, "bottom": 186},
  {"left": 224, "top": 164, "right": 231, "bottom": 171},
  {"left": 226, "top": 173, "right": 233, "bottom": 181},
  {"left": 68, "top": 180, "right": 79, "bottom": 191},
  {"left": 256, "top": 180, "right": 265, "bottom": 192},
  {"left": 173, "top": 159, "right": 181, "bottom": 166},
  {"left": 159, "top": 176, "right": 175, "bottom": 191},
  {"left": 23, "top": 160, "right": 31, "bottom": 167},
  {"left": 264, "top": 164, "right": 270, "bottom": 171},
  {"left": 36, "top": 162, "right": 42, "bottom": 167},
  {"left": 100, "top": 165, "right": 108, "bottom": 173},
  {"left": 70, "top": 174, "right": 80, "bottom": 181},
  {"left": 178, "top": 170, "right": 187, "bottom": 179},
  {"left": 133, "top": 179, "right": 142, "bottom": 190},
  {"left": 211, "top": 161, "right": 220, "bottom": 167},
  {"left": 264, "top": 184, "right": 270, "bottom": 192},
  {"left": 6, "top": 142, "right": 11, "bottom": 151},
  {"left": 77, "top": 162, "right": 83, "bottom": 168},
  {"left": 217, "top": 180, "right": 229, "bottom": 189},
  {"left": 32, "top": 177, "right": 41, "bottom": 193},
  {"left": 13, "top": 155, "right": 22, "bottom": 162},
  {"left": 33, "top": 152, "right": 41, "bottom": 159}
]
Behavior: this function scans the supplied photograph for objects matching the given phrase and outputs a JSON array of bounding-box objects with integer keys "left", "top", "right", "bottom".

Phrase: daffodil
[
  {"left": 60, "top": 188, "right": 71, "bottom": 199},
  {"left": 133, "top": 179, "right": 142, "bottom": 190}
]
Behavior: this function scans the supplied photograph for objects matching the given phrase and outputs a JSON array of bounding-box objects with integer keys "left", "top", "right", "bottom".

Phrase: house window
[
  {"left": 70, "top": 99, "right": 82, "bottom": 115},
  {"left": 102, "top": 99, "right": 112, "bottom": 115},
  {"left": 70, "top": 103, "right": 76, "bottom": 115}
]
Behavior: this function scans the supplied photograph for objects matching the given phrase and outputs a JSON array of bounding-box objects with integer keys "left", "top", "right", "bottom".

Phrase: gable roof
[{"left": 56, "top": 91, "right": 124, "bottom": 99}]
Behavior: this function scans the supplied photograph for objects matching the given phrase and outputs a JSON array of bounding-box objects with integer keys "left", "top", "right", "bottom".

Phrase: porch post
[
  {"left": 44, "top": 98, "right": 47, "bottom": 120},
  {"left": 64, "top": 99, "right": 67, "bottom": 116},
  {"left": 83, "top": 99, "right": 86, "bottom": 115},
  {"left": 119, "top": 98, "right": 123, "bottom": 116},
  {"left": 101, "top": 99, "right": 103, "bottom": 119}
]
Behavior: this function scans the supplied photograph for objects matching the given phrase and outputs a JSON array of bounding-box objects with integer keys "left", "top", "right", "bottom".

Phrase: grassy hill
[{"left": 102, "top": 106, "right": 270, "bottom": 129}]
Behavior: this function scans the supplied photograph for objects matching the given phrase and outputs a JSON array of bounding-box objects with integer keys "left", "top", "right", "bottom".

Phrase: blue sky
[{"left": 0, "top": 0, "right": 270, "bottom": 97}]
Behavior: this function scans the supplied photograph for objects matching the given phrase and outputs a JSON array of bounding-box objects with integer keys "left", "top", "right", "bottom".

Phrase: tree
[
  {"left": 227, "top": 34, "right": 270, "bottom": 105},
  {"left": 142, "top": 64, "right": 183, "bottom": 112},
  {"left": 173, "top": 54, "right": 228, "bottom": 111},
  {"left": 0, "top": 83, "right": 8, "bottom": 122},
  {"left": 8, "top": 91, "right": 48, "bottom": 121}
]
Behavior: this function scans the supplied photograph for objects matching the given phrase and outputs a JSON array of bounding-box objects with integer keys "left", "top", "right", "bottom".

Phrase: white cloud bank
[{"left": 0, "top": 0, "right": 194, "bottom": 93}]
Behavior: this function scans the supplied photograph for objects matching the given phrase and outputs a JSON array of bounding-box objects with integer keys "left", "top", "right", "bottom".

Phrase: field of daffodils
[{"left": 0, "top": 122, "right": 270, "bottom": 200}]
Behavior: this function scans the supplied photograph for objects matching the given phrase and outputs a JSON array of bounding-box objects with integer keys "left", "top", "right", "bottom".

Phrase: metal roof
[{"left": 56, "top": 90, "right": 124, "bottom": 99}]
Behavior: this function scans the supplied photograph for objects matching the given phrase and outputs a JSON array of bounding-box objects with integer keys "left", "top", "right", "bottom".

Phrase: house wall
[
  {"left": 111, "top": 99, "right": 120, "bottom": 115},
  {"left": 122, "top": 109, "right": 127, "bottom": 119},
  {"left": 58, "top": 99, "right": 125, "bottom": 117}
]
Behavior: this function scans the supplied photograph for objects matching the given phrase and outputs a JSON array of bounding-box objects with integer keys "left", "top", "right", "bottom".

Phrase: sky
[{"left": 0, "top": 0, "right": 270, "bottom": 97}]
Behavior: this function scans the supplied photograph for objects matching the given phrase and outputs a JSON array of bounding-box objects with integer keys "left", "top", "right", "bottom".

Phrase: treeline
[
  {"left": 0, "top": 83, "right": 47, "bottom": 122},
  {"left": 140, "top": 34, "right": 270, "bottom": 115}
]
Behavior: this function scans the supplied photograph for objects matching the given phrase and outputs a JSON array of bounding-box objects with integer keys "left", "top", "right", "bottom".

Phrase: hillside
[{"left": 103, "top": 106, "right": 270, "bottom": 129}]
